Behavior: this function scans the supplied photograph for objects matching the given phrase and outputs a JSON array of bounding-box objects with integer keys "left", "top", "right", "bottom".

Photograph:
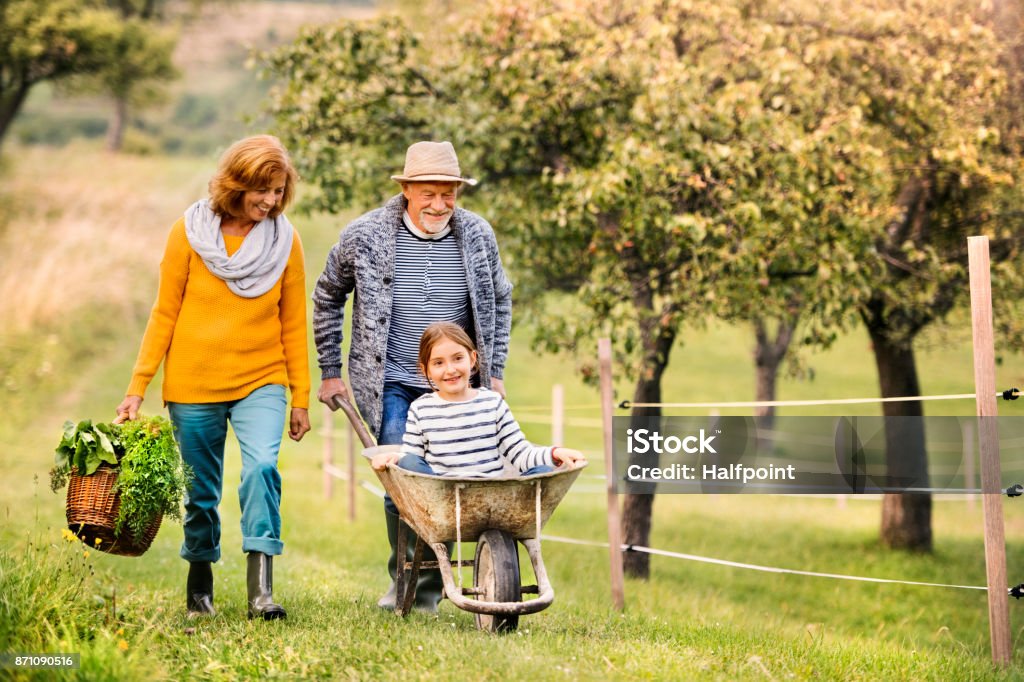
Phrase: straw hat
[{"left": 390, "top": 141, "right": 478, "bottom": 186}]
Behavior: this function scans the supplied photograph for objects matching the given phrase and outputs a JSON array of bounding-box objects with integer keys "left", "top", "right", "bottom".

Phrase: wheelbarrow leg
[
  {"left": 394, "top": 515, "right": 410, "bottom": 617},
  {"left": 398, "top": 536, "right": 425, "bottom": 617}
]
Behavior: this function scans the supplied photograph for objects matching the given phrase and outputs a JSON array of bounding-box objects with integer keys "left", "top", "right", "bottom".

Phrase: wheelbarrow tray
[{"left": 363, "top": 445, "right": 585, "bottom": 545}]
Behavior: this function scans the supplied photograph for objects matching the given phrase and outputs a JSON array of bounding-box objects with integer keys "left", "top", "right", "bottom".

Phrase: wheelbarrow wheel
[{"left": 473, "top": 529, "right": 520, "bottom": 633}]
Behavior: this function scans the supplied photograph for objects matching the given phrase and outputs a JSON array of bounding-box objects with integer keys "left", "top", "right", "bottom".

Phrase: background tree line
[
  {"left": 0, "top": 0, "right": 186, "bottom": 152},
  {"left": 0, "top": 0, "right": 362, "bottom": 155}
]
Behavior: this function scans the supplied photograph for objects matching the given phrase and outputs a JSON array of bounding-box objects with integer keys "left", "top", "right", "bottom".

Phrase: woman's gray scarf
[{"left": 184, "top": 199, "right": 294, "bottom": 299}]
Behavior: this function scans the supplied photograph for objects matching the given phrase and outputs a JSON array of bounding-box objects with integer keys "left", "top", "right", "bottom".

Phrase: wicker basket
[{"left": 65, "top": 464, "right": 162, "bottom": 557}]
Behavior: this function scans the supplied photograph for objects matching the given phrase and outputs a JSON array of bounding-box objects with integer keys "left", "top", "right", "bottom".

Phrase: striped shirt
[
  {"left": 400, "top": 389, "right": 555, "bottom": 478},
  {"left": 384, "top": 213, "right": 470, "bottom": 388}
]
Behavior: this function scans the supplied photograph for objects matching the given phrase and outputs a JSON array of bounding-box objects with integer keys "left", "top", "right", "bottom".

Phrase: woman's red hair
[{"left": 208, "top": 135, "right": 299, "bottom": 219}]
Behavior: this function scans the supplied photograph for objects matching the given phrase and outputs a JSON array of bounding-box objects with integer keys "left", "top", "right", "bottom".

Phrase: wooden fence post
[
  {"left": 967, "top": 235, "right": 1011, "bottom": 667},
  {"left": 552, "top": 384, "right": 564, "bottom": 447},
  {"left": 599, "top": 338, "right": 625, "bottom": 611}
]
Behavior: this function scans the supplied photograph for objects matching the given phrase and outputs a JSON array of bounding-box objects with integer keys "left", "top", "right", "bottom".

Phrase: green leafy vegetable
[
  {"left": 51, "top": 416, "right": 192, "bottom": 544},
  {"left": 52, "top": 419, "right": 120, "bottom": 489},
  {"left": 113, "top": 416, "right": 192, "bottom": 541}
]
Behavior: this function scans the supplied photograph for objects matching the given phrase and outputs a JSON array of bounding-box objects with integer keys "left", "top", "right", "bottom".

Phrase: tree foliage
[
  {"left": 265, "top": 0, "right": 1017, "bottom": 373},
  {"left": 88, "top": 0, "right": 193, "bottom": 152},
  {"left": 83, "top": 16, "right": 177, "bottom": 105}
]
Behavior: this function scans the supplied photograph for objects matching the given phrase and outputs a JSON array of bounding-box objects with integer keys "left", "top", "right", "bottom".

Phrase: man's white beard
[{"left": 420, "top": 210, "right": 452, "bottom": 234}]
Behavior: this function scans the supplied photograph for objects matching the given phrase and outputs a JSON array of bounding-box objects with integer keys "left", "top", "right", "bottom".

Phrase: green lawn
[{"left": 2, "top": 144, "right": 1024, "bottom": 680}]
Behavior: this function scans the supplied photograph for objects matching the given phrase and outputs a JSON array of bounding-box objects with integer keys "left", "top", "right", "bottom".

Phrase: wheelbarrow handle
[{"left": 328, "top": 394, "right": 377, "bottom": 449}]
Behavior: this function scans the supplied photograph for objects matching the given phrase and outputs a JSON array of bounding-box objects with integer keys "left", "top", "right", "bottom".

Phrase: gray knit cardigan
[{"left": 312, "top": 193, "right": 513, "bottom": 436}]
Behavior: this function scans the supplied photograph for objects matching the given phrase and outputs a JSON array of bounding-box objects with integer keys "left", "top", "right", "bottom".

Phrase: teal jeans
[{"left": 168, "top": 384, "right": 287, "bottom": 562}]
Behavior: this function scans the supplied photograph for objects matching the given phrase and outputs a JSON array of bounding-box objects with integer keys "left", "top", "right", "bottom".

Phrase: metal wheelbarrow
[{"left": 331, "top": 395, "right": 585, "bottom": 632}]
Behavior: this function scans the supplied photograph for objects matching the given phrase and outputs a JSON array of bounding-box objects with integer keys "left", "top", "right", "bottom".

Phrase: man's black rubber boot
[
  {"left": 378, "top": 510, "right": 448, "bottom": 613},
  {"left": 186, "top": 561, "right": 216, "bottom": 618},
  {"left": 377, "top": 510, "right": 402, "bottom": 609},
  {"left": 246, "top": 552, "right": 286, "bottom": 620}
]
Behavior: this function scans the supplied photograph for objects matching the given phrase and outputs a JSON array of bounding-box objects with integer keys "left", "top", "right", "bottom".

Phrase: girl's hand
[
  {"left": 371, "top": 451, "right": 401, "bottom": 471},
  {"left": 114, "top": 395, "right": 143, "bottom": 424},
  {"left": 552, "top": 447, "right": 587, "bottom": 468}
]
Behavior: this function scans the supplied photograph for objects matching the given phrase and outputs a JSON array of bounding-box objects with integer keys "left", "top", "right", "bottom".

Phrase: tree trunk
[
  {"left": 620, "top": 310, "right": 677, "bottom": 579},
  {"left": 866, "top": 323, "right": 932, "bottom": 552},
  {"left": 622, "top": 360, "right": 667, "bottom": 579},
  {"left": 606, "top": 209, "right": 680, "bottom": 579},
  {"left": 0, "top": 81, "right": 32, "bottom": 152},
  {"left": 753, "top": 316, "right": 796, "bottom": 454},
  {"left": 105, "top": 96, "right": 128, "bottom": 152},
  {"left": 618, "top": 331, "right": 675, "bottom": 577}
]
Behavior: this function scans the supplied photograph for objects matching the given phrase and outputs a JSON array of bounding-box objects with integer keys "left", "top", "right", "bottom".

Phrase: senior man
[{"left": 312, "top": 141, "right": 513, "bottom": 613}]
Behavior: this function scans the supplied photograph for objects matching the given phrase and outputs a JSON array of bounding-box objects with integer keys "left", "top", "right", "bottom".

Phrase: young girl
[{"left": 371, "top": 322, "right": 586, "bottom": 477}]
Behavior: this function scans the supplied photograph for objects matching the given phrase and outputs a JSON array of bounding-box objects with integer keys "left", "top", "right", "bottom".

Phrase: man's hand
[
  {"left": 114, "top": 395, "right": 143, "bottom": 424},
  {"left": 552, "top": 447, "right": 587, "bottom": 469},
  {"left": 289, "top": 408, "right": 310, "bottom": 441},
  {"left": 371, "top": 450, "right": 400, "bottom": 471},
  {"left": 317, "top": 377, "right": 351, "bottom": 407},
  {"left": 490, "top": 377, "right": 506, "bottom": 398}
]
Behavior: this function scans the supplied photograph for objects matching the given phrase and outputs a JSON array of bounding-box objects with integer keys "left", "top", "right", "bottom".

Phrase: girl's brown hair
[
  {"left": 418, "top": 322, "right": 479, "bottom": 378},
  {"left": 208, "top": 135, "right": 299, "bottom": 220}
]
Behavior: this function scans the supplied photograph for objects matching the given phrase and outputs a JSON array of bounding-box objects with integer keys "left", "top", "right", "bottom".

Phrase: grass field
[{"left": 2, "top": 142, "right": 1024, "bottom": 681}]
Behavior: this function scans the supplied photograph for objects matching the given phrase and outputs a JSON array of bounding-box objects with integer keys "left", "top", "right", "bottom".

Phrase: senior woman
[{"left": 114, "top": 134, "right": 310, "bottom": 620}]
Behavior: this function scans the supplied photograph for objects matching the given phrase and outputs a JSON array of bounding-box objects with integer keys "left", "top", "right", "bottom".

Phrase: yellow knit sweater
[{"left": 126, "top": 218, "right": 310, "bottom": 409}]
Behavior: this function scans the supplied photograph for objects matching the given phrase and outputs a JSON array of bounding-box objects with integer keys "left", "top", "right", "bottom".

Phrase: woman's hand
[
  {"left": 289, "top": 408, "right": 310, "bottom": 441},
  {"left": 552, "top": 447, "right": 587, "bottom": 469},
  {"left": 371, "top": 450, "right": 400, "bottom": 471},
  {"left": 114, "top": 395, "right": 143, "bottom": 424}
]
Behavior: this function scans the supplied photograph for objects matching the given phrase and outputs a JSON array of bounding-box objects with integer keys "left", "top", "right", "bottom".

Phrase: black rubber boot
[
  {"left": 246, "top": 552, "right": 286, "bottom": 620},
  {"left": 378, "top": 510, "right": 448, "bottom": 614},
  {"left": 376, "top": 510, "right": 402, "bottom": 610},
  {"left": 186, "top": 561, "right": 216, "bottom": 617}
]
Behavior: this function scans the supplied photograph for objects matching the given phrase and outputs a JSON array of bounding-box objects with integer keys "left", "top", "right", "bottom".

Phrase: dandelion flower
[
  {"left": 117, "top": 639, "right": 129, "bottom": 651},
  {"left": 83, "top": 551, "right": 90, "bottom": 559}
]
